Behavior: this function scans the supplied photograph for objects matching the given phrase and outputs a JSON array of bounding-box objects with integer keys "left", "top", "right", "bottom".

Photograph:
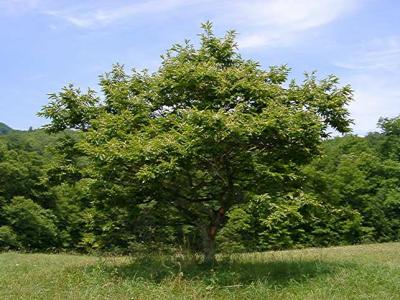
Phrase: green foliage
[
  {"left": 0, "top": 226, "right": 19, "bottom": 249},
  {"left": 38, "top": 85, "right": 99, "bottom": 133},
  {"left": 304, "top": 129, "right": 400, "bottom": 243},
  {"left": 0, "top": 114, "right": 400, "bottom": 254},
  {"left": 38, "top": 23, "right": 352, "bottom": 261},
  {"left": 218, "top": 193, "right": 367, "bottom": 252},
  {"left": 3, "top": 197, "right": 59, "bottom": 250},
  {"left": 378, "top": 115, "right": 400, "bottom": 136}
]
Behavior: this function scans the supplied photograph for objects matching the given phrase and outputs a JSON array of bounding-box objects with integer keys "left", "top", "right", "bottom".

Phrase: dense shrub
[
  {"left": 218, "top": 193, "right": 369, "bottom": 252},
  {"left": 0, "top": 226, "right": 20, "bottom": 249},
  {"left": 3, "top": 197, "right": 59, "bottom": 250}
]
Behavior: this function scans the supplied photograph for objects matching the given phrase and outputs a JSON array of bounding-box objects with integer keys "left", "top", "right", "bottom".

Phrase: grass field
[{"left": 1, "top": 243, "right": 399, "bottom": 299}]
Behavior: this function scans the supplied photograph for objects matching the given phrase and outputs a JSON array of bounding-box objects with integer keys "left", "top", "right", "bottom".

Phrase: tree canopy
[{"left": 39, "top": 23, "right": 353, "bottom": 262}]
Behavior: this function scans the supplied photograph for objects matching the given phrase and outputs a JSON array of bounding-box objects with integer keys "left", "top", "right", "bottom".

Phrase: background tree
[{"left": 39, "top": 23, "right": 353, "bottom": 263}]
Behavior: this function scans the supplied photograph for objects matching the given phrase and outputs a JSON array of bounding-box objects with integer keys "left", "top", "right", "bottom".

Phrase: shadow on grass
[{"left": 78, "top": 254, "right": 355, "bottom": 288}]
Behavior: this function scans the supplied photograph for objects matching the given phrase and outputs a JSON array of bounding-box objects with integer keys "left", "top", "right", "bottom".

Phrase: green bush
[
  {"left": 4, "top": 197, "right": 59, "bottom": 250},
  {"left": 218, "top": 193, "right": 368, "bottom": 252},
  {"left": 0, "top": 225, "right": 20, "bottom": 249}
]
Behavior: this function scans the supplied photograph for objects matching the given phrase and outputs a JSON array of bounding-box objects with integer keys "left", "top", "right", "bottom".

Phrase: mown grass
[{"left": 1, "top": 243, "right": 399, "bottom": 299}]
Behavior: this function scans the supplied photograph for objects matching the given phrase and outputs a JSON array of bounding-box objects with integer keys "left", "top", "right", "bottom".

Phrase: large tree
[{"left": 39, "top": 23, "right": 352, "bottom": 263}]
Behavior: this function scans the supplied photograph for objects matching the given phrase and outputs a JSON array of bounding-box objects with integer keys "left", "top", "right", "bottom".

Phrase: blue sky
[{"left": 0, "top": 0, "right": 399, "bottom": 134}]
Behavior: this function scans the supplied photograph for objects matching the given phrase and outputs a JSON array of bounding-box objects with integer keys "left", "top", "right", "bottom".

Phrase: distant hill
[{"left": 0, "top": 122, "right": 14, "bottom": 135}]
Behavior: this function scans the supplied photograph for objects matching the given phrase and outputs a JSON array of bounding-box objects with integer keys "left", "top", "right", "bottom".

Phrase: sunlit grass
[{"left": 1, "top": 243, "right": 399, "bottom": 299}]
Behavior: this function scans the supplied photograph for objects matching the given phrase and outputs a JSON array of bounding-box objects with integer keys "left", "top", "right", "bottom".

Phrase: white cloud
[
  {"left": 230, "top": 0, "right": 361, "bottom": 48},
  {"left": 45, "top": 0, "right": 197, "bottom": 29},
  {"left": 232, "top": 0, "right": 358, "bottom": 28},
  {"left": 44, "top": 0, "right": 360, "bottom": 47}
]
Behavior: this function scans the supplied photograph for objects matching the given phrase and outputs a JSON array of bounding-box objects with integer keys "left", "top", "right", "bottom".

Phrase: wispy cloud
[
  {"left": 45, "top": 0, "right": 196, "bottom": 29},
  {"left": 335, "top": 37, "right": 400, "bottom": 71},
  {"left": 43, "top": 0, "right": 360, "bottom": 49},
  {"left": 231, "top": 0, "right": 361, "bottom": 48}
]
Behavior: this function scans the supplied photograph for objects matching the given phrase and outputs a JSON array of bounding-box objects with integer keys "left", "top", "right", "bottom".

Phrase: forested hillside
[
  {"left": 0, "top": 122, "right": 13, "bottom": 135},
  {"left": 1, "top": 116, "right": 399, "bottom": 253}
]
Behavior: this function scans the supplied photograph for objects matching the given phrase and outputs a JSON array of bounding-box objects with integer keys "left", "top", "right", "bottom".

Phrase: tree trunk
[
  {"left": 201, "top": 207, "right": 225, "bottom": 265},
  {"left": 202, "top": 225, "right": 217, "bottom": 265}
]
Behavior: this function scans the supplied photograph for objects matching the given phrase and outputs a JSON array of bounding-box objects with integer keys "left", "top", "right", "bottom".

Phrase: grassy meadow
[{"left": 1, "top": 242, "right": 399, "bottom": 299}]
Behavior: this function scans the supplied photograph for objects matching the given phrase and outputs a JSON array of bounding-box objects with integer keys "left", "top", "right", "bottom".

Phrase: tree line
[{"left": 1, "top": 118, "right": 399, "bottom": 254}]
